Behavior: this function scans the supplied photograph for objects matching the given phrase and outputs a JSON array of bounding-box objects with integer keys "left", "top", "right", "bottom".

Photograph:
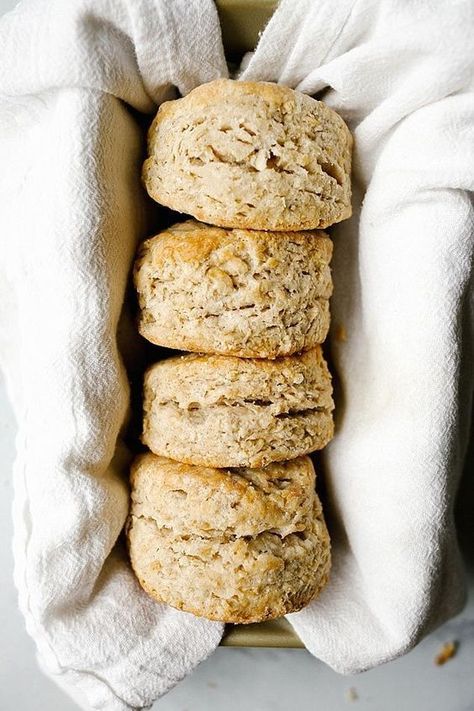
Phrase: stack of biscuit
[{"left": 127, "top": 80, "right": 352, "bottom": 624}]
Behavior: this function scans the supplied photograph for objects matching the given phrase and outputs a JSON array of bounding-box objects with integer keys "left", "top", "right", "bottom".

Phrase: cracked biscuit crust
[
  {"left": 142, "top": 347, "right": 334, "bottom": 468},
  {"left": 134, "top": 220, "right": 333, "bottom": 358},
  {"left": 143, "top": 79, "right": 352, "bottom": 231},
  {"left": 127, "top": 454, "right": 331, "bottom": 623},
  {"left": 130, "top": 452, "right": 318, "bottom": 538}
]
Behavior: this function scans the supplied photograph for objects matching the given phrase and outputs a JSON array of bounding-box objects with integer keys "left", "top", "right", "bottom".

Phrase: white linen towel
[{"left": 0, "top": 0, "right": 473, "bottom": 709}]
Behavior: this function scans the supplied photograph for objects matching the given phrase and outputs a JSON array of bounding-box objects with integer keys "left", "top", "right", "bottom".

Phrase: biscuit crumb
[
  {"left": 434, "top": 641, "right": 458, "bottom": 665},
  {"left": 345, "top": 687, "right": 358, "bottom": 702},
  {"left": 335, "top": 324, "right": 347, "bottom": 342}
]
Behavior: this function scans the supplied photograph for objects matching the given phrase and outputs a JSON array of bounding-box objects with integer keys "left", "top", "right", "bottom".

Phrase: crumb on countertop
[
  {"left": 345, "top": 687, "right": 358, "bottom": 702},
  {"left": 434, "top": 641, "right": 458, "bottom": 665}
]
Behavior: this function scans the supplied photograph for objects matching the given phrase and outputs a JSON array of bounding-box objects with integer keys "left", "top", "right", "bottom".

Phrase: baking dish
[{"left": 212, "top": 0, "right": 303, "bottom": 649}]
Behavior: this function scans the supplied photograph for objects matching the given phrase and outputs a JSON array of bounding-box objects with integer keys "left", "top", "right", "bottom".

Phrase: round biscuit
[
  {"left": 130, "top": 452, "right": 318, "bottom": 538},
  {"left": 127, "top": 453, "right": 331, "bottom": 623},
  {"left": 134, "top": 219, "right": 333, "bottom": 358},
  {"left": 142, "top": 347, "right": 334, "bottom": 468},
  {"left": 143, "top": 79, "right": 352, "bottom": 231}
]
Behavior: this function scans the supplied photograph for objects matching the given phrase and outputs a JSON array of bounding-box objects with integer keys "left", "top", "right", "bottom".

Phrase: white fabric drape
[{"left": 0, "top": 0, "right": 473, "bottom": 708}]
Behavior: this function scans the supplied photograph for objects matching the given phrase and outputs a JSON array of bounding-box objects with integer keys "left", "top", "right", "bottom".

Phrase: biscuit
[
  {"left": 130, "top": 452, "right": 317, "bottom": 538},
  {"left": 127, "top": 454, "right": 331, "bottom": 623},
  {"left": 143, "top": 79, "right": 352, "bottom": 231},
  {"left": 134, "top": 220, "right": 333, "bottom": 358},
  {"left": 142, "top": 347, "right": 334, "bottom": 468}
]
